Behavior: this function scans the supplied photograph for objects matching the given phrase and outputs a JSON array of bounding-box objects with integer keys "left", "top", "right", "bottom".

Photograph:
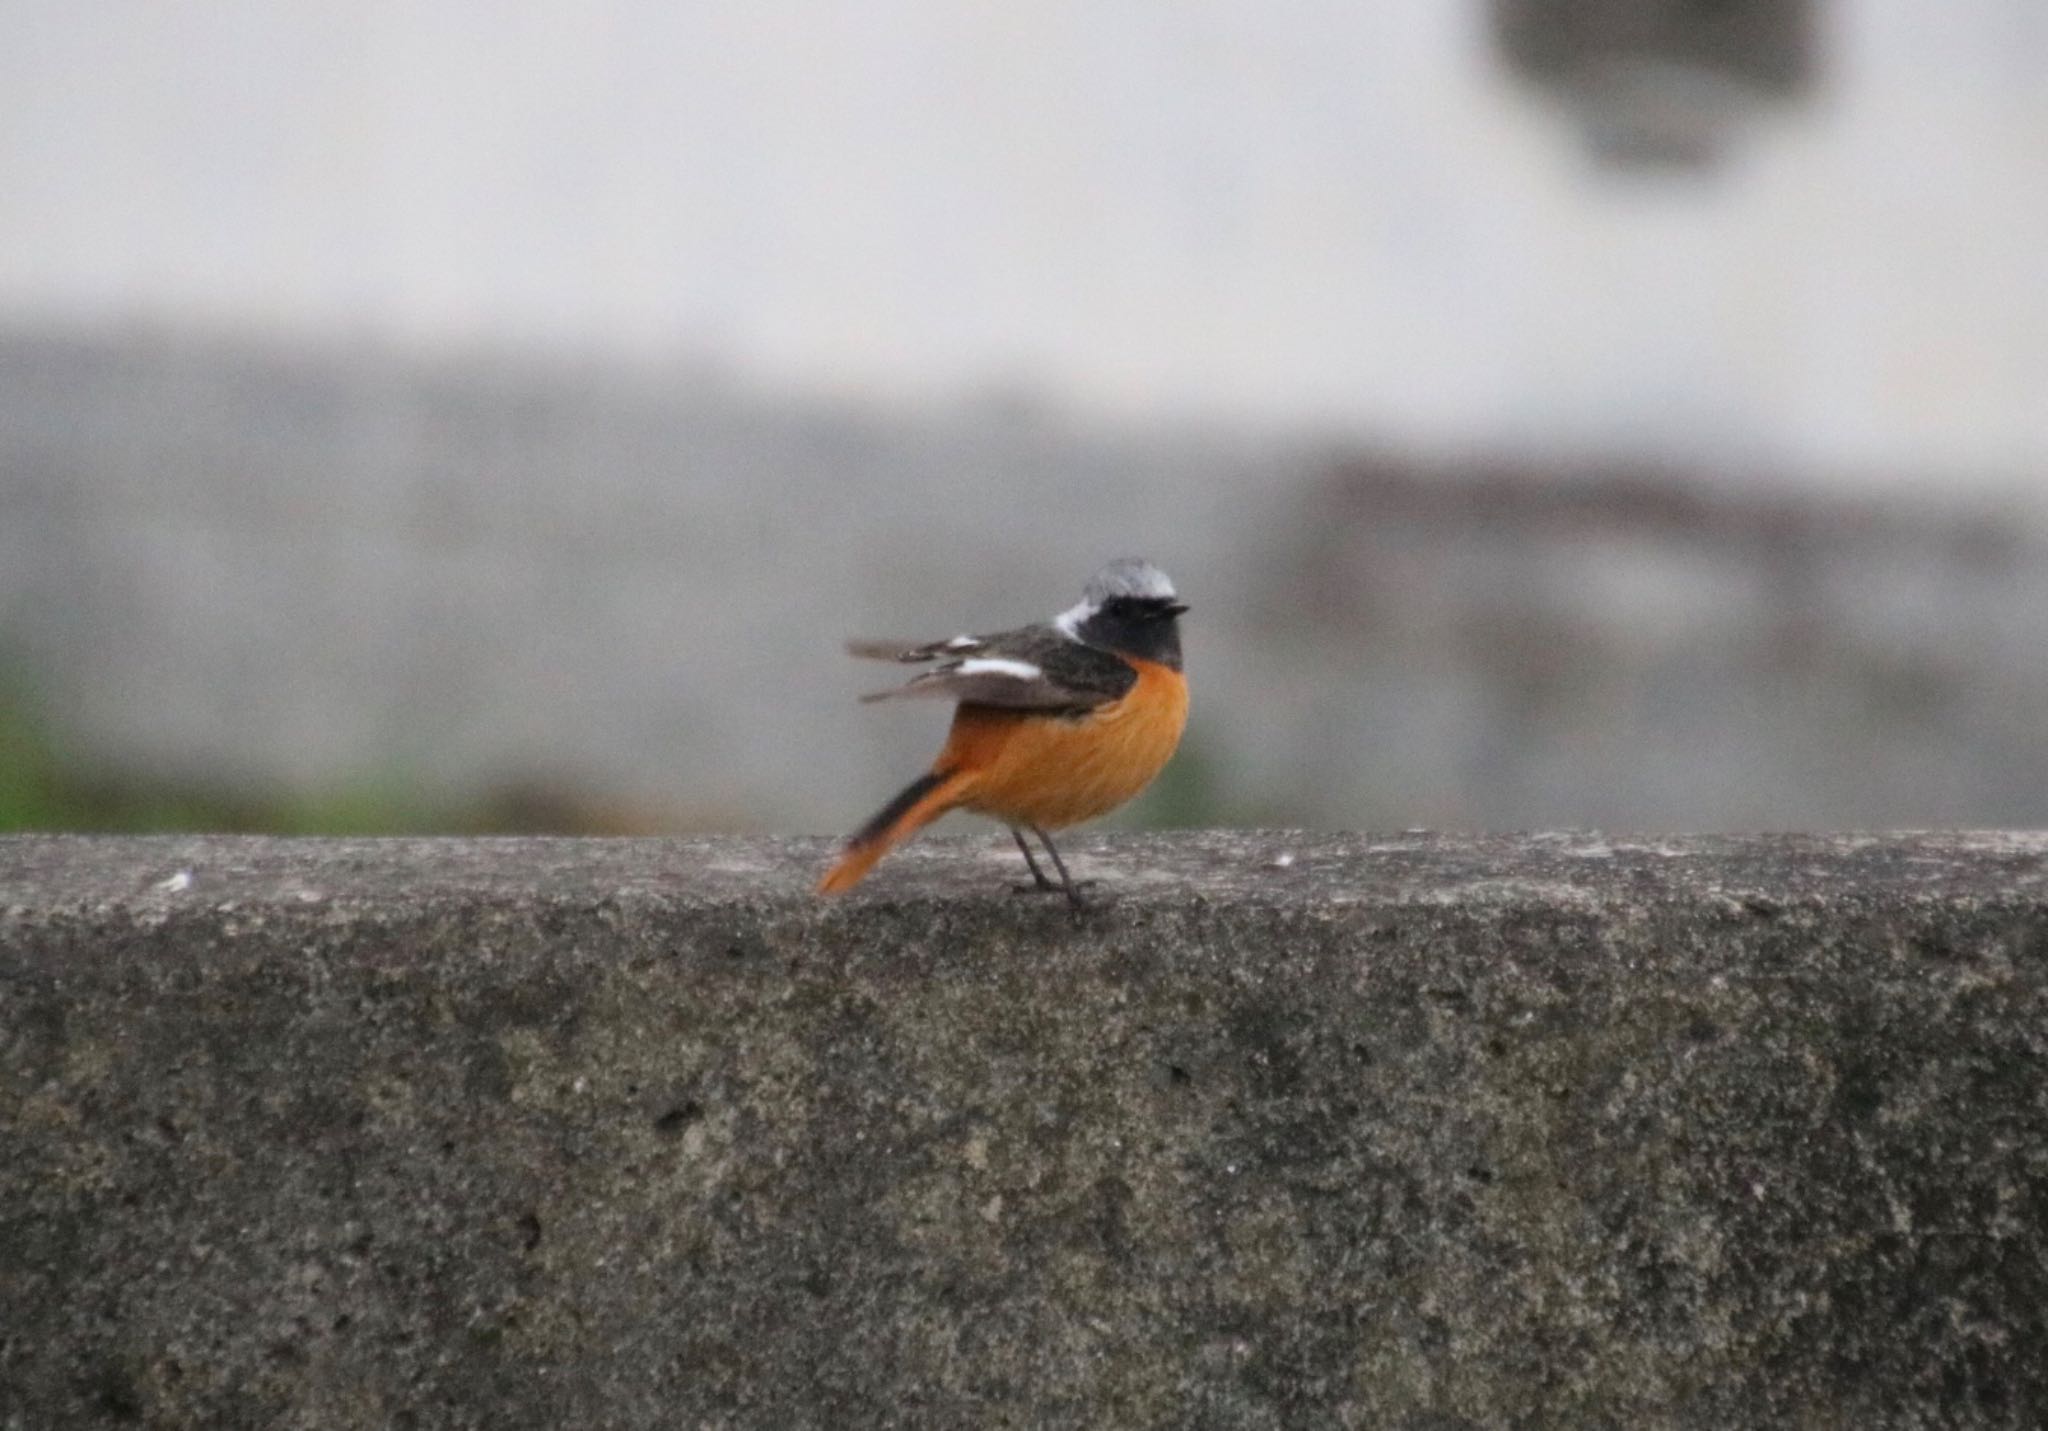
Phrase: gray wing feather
[
  {"left": 849, "top": 624, "right": 1134, "bottom": 711},
  {"left": 844, "top": 635, "right": 986, "bottom": 662},
  {"left": 859, "top": 672, "right": 1078, "bottom": 708}
]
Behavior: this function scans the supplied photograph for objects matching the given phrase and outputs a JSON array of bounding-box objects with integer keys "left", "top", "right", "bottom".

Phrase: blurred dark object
[
  {"left": 1244, "top": 450, "right": 2047, "bottom": 829},
  {"left": 1493, "top": 0, "right": 1816, "bottom": 167}
]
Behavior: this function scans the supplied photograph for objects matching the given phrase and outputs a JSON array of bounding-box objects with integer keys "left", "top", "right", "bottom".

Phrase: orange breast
[{"left": 936, "top": 658, "right": 1189, "bottom": 830}]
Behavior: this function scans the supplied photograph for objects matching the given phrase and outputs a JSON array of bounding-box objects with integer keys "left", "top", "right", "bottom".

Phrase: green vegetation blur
[
  {"left": 0, "top": 674, "right": 567, "bottom": 835},
  {"left": 0, "top": 663, "right": 1244, "bottom": 836}
]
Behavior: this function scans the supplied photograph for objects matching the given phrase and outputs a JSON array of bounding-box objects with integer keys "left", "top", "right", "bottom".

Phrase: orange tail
[{"left": 818, "top": 767, "right": 973, "bottom": 894}]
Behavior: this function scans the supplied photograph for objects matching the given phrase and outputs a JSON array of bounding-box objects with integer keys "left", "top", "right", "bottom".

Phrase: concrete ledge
[{"left": 4, "top": 832, "right": 2047, "bottom": 1427}]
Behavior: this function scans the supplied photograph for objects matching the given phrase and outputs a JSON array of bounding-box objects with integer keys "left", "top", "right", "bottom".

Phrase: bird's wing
[
  {"left": 844, "top": 633, "right": 989, "bottom": 662},
  {"left": 849, "top": 624, "right": 1137, "bottom": 711}
]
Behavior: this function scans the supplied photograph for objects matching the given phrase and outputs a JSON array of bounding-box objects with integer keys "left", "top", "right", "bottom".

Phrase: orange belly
[{"left": 937, "top": 658, "right": 1188, "bottom": 830}]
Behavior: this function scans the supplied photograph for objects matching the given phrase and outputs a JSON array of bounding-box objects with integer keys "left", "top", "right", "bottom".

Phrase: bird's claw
[{"left": 1009, "top": 880, "right": 1098, "bottom": 916}]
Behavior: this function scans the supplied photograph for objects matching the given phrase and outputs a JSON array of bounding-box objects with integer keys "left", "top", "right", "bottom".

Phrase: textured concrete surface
[{"left": 3, "top": 831, "right": 2047, "bottom": 1429}]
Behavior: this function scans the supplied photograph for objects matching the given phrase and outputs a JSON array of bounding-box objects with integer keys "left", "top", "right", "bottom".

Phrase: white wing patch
[
  {"left": 944, "top": 634, "right": 982, "bottom": 650},
  {"left": 954, "top": 657, "right": 1042, "bottom": 681}
]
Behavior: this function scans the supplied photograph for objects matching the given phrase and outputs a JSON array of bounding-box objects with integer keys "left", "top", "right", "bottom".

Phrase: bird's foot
[{"left": 1010, "top": 877, "right": 1098, "bottom": 897}]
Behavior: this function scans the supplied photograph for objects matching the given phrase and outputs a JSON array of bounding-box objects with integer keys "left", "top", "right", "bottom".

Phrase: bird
[{"left": 818, "top": 557, "right": 1190, "bottom": 906}]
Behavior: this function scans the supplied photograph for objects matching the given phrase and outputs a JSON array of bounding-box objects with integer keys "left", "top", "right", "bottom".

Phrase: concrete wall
[
  {"left": 4, "top": 831, "right": 2045, "bottom": 1427},
  {"left": 10, "top": 330, "right": 2048, "bottom": 836}
]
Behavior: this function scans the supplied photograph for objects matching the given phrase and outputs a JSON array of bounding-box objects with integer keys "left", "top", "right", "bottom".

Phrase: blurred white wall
[{"left": 3, "top": 0, "right": 2045, "bottom": 486}]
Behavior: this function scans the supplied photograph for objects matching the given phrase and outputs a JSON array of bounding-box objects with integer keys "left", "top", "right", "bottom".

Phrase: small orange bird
[{"left": 819, "top": 557, "right": 1190, "bottom": 906}]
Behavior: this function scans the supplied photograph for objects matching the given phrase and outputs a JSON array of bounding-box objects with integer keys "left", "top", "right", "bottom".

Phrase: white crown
[
  {"left": 1082, "top": 557, "right": 1176, "bottom": 605},
  {"left": 1057, "top": 558, "right": 1177, "bottom": 638}
]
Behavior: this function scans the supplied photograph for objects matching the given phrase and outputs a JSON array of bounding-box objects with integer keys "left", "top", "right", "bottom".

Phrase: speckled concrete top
[{"left": 4, "top": 832, "right": 2045, "bottom": 1428}]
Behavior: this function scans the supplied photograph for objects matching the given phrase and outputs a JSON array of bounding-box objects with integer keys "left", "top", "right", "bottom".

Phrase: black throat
[{"left": 1074, "top": 596, "right": 1184, "bottom": 671}]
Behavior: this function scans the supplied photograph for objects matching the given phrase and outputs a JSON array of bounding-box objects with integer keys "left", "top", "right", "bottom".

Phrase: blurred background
[{"left": 4, "top": 0, "right": 2046, "bottom": 837}]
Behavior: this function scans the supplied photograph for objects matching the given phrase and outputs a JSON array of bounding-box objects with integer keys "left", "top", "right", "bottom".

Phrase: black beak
[{"left": 1162, "top": 602, "right": 1189, "bottom": 618}]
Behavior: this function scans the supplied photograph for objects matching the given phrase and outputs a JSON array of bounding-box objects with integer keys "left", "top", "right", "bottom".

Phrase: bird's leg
[
  {"left": 1010, "top": 828, "right": 1060, "bottom": 893},
  {"left": 1032, "top": 825, "right": 1094, "bottom": 910}
]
